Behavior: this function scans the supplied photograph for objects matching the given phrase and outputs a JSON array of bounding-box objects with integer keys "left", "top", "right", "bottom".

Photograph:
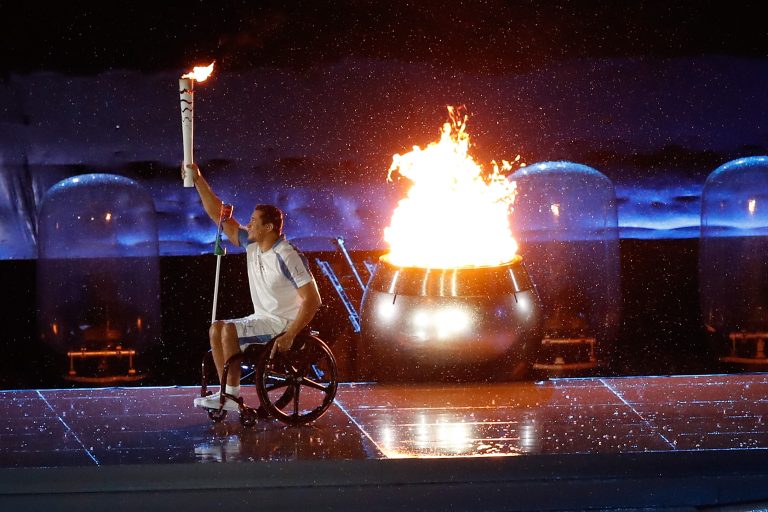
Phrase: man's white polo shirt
[{"left": 241, "top": 233, "right": 314, "bottom": 323}]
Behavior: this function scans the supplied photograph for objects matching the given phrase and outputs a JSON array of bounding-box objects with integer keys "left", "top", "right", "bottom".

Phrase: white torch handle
[
  {"left": 211, "top": 253, "right": 222, "bottom": 323},
  {"left": 179, "top": 78, "right": 195, "bottom": 187}
]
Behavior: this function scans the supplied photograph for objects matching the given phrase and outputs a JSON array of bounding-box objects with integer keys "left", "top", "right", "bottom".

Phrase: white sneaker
[
  {"left": 194, "top": 393, "right": 240, "bottom": 412},
  {"left": 203, "top": 391, "right": 221, "bottom": 401}
]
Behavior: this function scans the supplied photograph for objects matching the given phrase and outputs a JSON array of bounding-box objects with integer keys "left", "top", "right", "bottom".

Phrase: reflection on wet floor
[
  {"left": 1, "top": 373, "right": 768, "bottom": 468},
  {"left": 0, "top": 387, "right": 377, "bottom": 467},
  {"left": 191, "top": 405, "right": 379, "bottom": 463},
  {"left": 335, "top": 379, "right": 672, "bottom": 458}
]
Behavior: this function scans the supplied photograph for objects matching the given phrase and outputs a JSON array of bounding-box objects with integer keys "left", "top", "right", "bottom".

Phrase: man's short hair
[{"left": 255, "top": 204, "right": 284, "bottom": 234}]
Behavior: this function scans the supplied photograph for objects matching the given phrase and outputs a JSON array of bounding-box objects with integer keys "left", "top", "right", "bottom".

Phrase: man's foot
[{"left": 194, "top": 392, "right": 240, "bottom": 412}]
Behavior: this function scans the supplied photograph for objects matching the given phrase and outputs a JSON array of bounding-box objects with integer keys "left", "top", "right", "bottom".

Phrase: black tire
[
  {"left": 256, "top": 335, "right": 338, "bottom": 425},
  {"left": 207, "top": 409, "right": 227, "bottom": 422}
]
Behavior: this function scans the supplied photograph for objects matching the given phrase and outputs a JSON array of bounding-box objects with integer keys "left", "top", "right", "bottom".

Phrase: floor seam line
[
  {"left": 599, "top": 379, "right": 677, "bottom": 450},
  {"left": 333, "top": 397, "right": 388, "bottom": 458},
  {"left": 36, "top": 390, "right": 101, "bottom": 466}
]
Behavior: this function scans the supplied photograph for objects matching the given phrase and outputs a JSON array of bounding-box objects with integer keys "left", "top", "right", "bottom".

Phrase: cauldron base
[{"left": 359, "top": 257, "right": 544, "bottom": 382}]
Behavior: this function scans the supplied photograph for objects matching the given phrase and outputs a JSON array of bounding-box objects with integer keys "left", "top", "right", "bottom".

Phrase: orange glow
[
  {"left": 384, "top": 106, "right": 521, "bottom": 268},
  {"left": 52, "top": 323, "right": 59, "bottom": 336},
  {"left": 182, "top": 61, "right": 215, "bottom": 82},
  {"left": 137, "top": 317, "right": 143, "bottom": 330}
]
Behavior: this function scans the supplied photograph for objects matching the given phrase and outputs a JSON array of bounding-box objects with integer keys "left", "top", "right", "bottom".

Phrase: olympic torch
[{"left": 179, "top": 62, "right": 215, "bottom": 187}]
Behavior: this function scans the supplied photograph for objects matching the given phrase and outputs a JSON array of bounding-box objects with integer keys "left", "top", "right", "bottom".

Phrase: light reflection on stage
[
  {"left": 2, "top": 374, "right": 768, "bottom": 468},
  {"left": 366, "top": 410, "right": 541, "bottom": 459}
]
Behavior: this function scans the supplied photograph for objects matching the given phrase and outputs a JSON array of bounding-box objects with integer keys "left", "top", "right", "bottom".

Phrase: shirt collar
[{"left": 261, "top": 235, "right": 285, "bottom": 254}]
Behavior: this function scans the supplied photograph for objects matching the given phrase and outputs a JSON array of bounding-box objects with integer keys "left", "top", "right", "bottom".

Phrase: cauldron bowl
[{"left": 359, "top": 255, "right": 543, "bottom": 381}]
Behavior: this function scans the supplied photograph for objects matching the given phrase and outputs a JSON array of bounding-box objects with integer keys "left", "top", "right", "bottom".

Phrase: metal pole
[
  {"left": 315, "top": 258, "right": 362, "bottom": 333},
  {"left": 211, "top": 253, "right": 222, "bottom": 323},
  {"left": 210, "top": 203, "right": 233, "bottom": 324},
  {"left": 335, "top": 237, "right": 366, "bottom": 292}
]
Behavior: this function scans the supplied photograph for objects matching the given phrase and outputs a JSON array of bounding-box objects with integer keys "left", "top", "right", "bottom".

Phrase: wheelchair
[{"left": 199, "top": 329, "right": 338, "bottom": 426}]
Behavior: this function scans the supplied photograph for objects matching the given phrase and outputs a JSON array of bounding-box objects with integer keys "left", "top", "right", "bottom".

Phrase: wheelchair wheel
[
  {"left": 207, "top": 409, "right": 227, "bottom": 422},
  {"left": 256, "top": 334, "right": 338, "bottom": 425},
  {"left": 242, "top": 344, "right": 295, "bottom": 411}
]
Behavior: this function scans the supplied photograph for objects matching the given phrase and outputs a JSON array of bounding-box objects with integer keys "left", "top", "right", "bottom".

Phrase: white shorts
[{"left": 225, "top": 314, "right": 289, "bottom": 351}]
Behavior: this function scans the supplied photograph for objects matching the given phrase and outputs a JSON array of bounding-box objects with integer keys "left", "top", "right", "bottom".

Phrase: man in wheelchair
[{"left": 185, "top": 163, "right": 322, "bottom": 413}]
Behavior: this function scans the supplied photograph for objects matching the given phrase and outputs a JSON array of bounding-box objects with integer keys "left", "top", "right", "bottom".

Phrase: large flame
[
  {"left": 182, "top": 61, "right": 215, "bottom": 82},
  {"left": 384, "top": 106, "right": 521, "bottom": 269}
]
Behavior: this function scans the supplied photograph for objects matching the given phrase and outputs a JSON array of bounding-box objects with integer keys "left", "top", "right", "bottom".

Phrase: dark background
[{"left": 3, "top": 1, "right": 767, "bottom": 76}]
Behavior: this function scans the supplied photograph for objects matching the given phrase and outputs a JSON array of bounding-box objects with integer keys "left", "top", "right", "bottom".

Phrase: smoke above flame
[
  {"left": 384, "top": 106, "right": 522, "bottom": 269},
  {"left": 182, "top": 61, "right": 215, "bottom": 82}
]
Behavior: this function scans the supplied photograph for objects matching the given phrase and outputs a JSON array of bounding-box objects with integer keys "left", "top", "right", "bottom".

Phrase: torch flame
[
  {"left": 182, "top": 61, "right": 215, "bottom": 82},
  {"left": 384, "top": 106, "right": 521, "bottom": 269}
]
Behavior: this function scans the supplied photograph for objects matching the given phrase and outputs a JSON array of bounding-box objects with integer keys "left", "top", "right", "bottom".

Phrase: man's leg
[
  {"left": 208, "top": 320, "right": 242, "bottom": 385},
  {"left": 221, "top": 322, "right": 242, "bottom": 385},
  {"left": 195, "top": 320, "right": 241, "bottom": 411},
  {"left": 209, "top": 320, "right": 226, "bottom": 383}
]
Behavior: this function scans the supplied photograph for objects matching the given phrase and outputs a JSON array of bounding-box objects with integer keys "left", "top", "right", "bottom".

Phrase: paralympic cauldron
[{"left": 359, "top": 255, "right": 543, "bottom": 381}]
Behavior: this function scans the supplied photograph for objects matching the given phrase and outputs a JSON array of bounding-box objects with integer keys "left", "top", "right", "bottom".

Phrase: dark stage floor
[{"left": 2, "top": 374, "right": 768, "bottom": 510}]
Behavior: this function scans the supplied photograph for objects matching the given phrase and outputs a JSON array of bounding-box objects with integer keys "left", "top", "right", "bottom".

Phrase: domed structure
[
  {"left": 700, "top": 156, "right": 768, "bottom": 365},
  {"left": 37, "top": 174, "right": 160, "bottom": 382},
  {"left": 511, "top": 161, "right": 620, "bottom": 373}
]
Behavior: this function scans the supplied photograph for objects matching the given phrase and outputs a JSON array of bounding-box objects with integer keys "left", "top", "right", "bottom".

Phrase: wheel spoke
[
  {"left": 265, "top": 380, "right": 290, "bottom": 392},
  {"left": 292, "top": 384, "right": 301, "bottom": 417},
  {"left": 264, "top": 369, "right": 290, "bottom": 381},
  {"left": 264, "top": 370, "right": 290, "bottom": 392},
  {"left": 273, "top": 387, "right": 295, "bottom": 409},
  {"left": 300, "top": 376, "right": 330, "bottom": 393}
]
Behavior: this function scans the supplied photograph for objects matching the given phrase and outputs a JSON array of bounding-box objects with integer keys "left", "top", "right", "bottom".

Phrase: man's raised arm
[{"left": 185, "top": 163, "right": 241, "bottom": 246}]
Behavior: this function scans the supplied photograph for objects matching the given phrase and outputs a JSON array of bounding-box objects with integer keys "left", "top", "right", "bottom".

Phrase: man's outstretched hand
[
  {"left": 182, "top": 163, "right": 199, "bottom": 184},
  {"left": 270, "top": 332, "right": 295, "bottom": 358},
  {"left": 219, "top": 203, "right": 233, "bottom": 223}
]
